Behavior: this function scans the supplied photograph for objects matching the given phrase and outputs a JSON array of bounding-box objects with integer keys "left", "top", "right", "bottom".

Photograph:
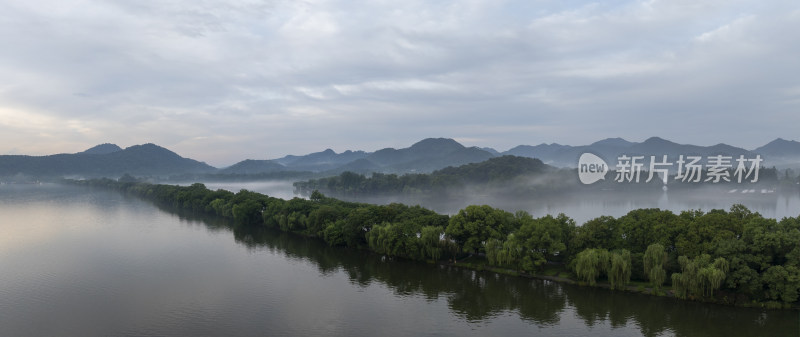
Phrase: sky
[{"left": 1, "top": 0, "right": 798, "bottom": 167}]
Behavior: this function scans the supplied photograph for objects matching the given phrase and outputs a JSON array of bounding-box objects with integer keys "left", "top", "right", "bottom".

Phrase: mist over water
[
  {"left": 178, "top": 180, "right": 299, "bottom": 200},
  {"left": 193, "top": 180, "right": 800, "bottom": 224},
  {"left": 427, "top": 187, "right": 800, "bottom": 224}
]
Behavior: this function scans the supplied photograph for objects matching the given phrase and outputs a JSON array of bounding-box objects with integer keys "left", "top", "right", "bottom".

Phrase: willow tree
[
  {"left": 367, "top": 222, "right": 403, "bottom": 256},
  {"left": 671, "top": 254, "right": 729, "bottom": 299},
  {"left": 608, "top": 250, "right": 632, "bottom": 290},
  {"left": 643, "top": 243, "right": 668, "bottom": 292},
  {"left": 485, "top": 234, "right": 522, "bottom": 268},
  {"left": 485, "top": 238, "right": 503, "bottom": 265},
  {"left": 366, "top": 222, "right": 390, "bottom": 255},
  {"left": 500, "top": 235, "right": 523, "bottom": 268},
  {"left": 574, "top": 248, "right": 610, "bottom": 286},
  {"left": 420, "top": 226, "right": 444, "bottom": 261}
]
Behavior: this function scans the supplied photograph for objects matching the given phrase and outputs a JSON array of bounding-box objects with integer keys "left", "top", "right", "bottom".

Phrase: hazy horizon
[{"left": 7, "top": 135, "right": 799, "bottom": 168}]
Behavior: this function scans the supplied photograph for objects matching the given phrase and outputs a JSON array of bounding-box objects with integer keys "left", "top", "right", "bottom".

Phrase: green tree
[
  {"left": 445, "top": 205, "right": 516, "bottom": 254},
  {"left": 322, "top": 219, "right": 347, "bottom": 246},
  {"left": 671, "top": 254, "right": 729, "bottom": 299},
  {"left": 420, "top": 226, "right": 444, "bottom": 261},
  {"left": 574, "top": 248, "right": 610, "bottom": 286},
  {"left": 232, "top": 199, "right": 262, "bottom": 225},
  {"left": 617, "top": 208, "right": 678, "bottom": 253},
  {"left": 762, "top": 265, "right": 800, "bottom": 303},
  {"left": 643, "top": 243, "right": 667, "bottom": 292},
  {"left": 608, "top": 250, "right": 632, "bottom": 290},
  {"left": 485, "top": 238, "right": 503, "bottom": 265},
  {"left": 511, "top": 213, "right": 571, "bottom": 272},
  {"left": 573, "top": 215, "right": 620, "bottom": 252}
]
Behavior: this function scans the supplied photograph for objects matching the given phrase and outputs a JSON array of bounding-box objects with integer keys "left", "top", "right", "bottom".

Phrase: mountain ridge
[
  {"left": 3, "top": 137, "right": 799, "bottom": 179},
  {"left": 0, "top": 143, "right": 214, "bottom": 178},
  {"left": 80, "top": 143, "right": 122, "bottom": 155}
]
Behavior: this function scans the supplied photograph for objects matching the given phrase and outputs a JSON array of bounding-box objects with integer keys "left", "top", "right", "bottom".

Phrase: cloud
[{"left": 0, "top": 0, "right": 798, "bottom": 166}]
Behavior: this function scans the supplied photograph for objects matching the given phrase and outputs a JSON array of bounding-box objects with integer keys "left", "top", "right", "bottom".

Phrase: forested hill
[
  {"left": 293, "top": 155, "right": 571, "bottom": 197},
  {"left": 0, "top": 143, "right": 215, "bottom": 178}
]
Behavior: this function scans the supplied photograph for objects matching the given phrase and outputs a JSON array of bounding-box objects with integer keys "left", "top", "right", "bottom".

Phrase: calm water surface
[
  {"left": 190, "top": 180, "right": 800, "bottom": 224},
  {"left": 0, "top": 184, "right": 797, "bottom": 336}
]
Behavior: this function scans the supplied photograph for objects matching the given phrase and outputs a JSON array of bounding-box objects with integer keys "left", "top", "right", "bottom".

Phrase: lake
[
  {"left": 187, "top": 180, "right": 800, "bottom": 224},
  {"left": 0, "top": 183, "right": 797, "bottom": 336}
]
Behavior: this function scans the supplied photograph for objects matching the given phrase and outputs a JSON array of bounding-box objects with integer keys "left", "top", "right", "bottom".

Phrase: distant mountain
[
  {"left": 6, "top": 137, "right": 798, "bottom": 181},
  {"left": 481, "top": 147, "right": 501, "bottom": 156},
  {"left": 502, "top": 137, "right": 756, "bottom": 168},
  {"left": 272, "top": 138, "right": 495, "bottom": 174},
  {"left": 366, "top": 138, "right": 463, "bottom": 167},
  {"left": 752, "top": 138, "right": 800, "bottom": 168},
  {"left": 754, "top": 138, "right": 800, "bottom": 157},
  {"left": 504, "top": 143, "right": 574, "bottom": 165},
  {"left": 625, "top": 137, "right": 752, "bottom": 159},
  {"left": 365, "top": 139, "right": 494, "bottom": 172},
  {"left": 325, "top": 158, "right": 381, "bottom": 174},
  {"left": 271, "top": 136, "right": 800, "bottom": 175},
  {"left": 0, "top": 143, "right": 215, "bottom": 178},
  {"left": 80, "top": 143, "right": 122, "bottom": 155},
  {"left": 590, "top": 137, "right": 634, "bottom": 148},
  {"left": 389, "top": 146, "right": 494, "bottom": 172},
  {"left": 219, "top": 159, "right": 286, "bottom": 175},
  {"left": 101, "top": 144, "right": 216, "bottom": 175},
  {"left": 281, "top": 149, "right": 368, "bottom": 172},
  {"left": 407, "top": 137, "right": 465, "bottom": 154}
]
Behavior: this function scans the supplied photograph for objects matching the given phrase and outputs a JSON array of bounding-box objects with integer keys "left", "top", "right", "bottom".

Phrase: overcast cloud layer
[{"left": 1, "top": 0, "right": 798, "bottom": 166}]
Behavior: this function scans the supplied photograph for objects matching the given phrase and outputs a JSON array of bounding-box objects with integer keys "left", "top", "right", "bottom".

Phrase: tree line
[
  {"left": 293, "top": 156, "right": 573, "bottom": 197},
  {"left": 72, "top": 178, "right": 800, "bottom": 308}
]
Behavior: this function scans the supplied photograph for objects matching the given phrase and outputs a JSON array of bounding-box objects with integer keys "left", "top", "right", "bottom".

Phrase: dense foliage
[{"left": 73, "top": 179, "right": 800, "bottom": 308}]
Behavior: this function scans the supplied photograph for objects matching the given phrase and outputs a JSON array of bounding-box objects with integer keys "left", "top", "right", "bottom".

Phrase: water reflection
[
  {"left": 333, "top": 187, "right": 800, "bottom": 224},
  {"left": 161, "top": 202, "right": 799, "bottom": 337}
]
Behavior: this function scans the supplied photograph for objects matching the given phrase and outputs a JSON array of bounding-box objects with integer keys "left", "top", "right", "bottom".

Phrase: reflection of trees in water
[
  {"left": 230, "top": 224, "right": 568, "bottom": 324},
  {"left": 564, "top": 285, "right": 796, "bottom": 337},
  {"left": 155, "top": 201, "right": 798, "bottom": 337}
]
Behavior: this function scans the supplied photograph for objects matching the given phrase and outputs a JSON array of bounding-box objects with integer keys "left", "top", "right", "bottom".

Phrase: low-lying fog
[
  {"left": 177, "top": 180, "right": 298, "bottom": 201},
  {"left": 180, "top": 180, "right": 800, "bottom": 225}
]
